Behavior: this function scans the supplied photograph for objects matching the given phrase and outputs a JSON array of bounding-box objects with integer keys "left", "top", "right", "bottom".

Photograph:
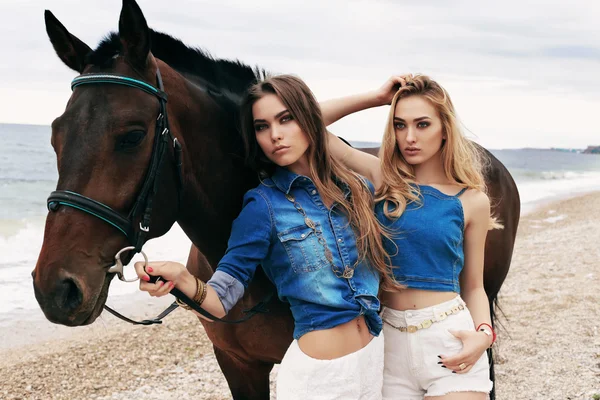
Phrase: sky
[{"left": 1, "top": 0, "right": 599, "bottom": 149}]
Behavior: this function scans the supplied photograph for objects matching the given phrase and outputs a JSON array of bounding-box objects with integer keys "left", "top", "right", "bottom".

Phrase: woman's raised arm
[{"left": 321, "top": 75, "right": 408, "bottom": 190}]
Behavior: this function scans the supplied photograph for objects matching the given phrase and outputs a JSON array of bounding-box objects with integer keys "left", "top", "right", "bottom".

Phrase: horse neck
[{"left": 166, "top": 70, "right": 257, "bottom": 266}]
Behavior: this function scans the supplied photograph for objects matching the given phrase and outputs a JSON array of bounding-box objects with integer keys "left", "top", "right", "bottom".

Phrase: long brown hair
[
  {"left": 241, "top": 74, "right": 398, "bottom": 290},
  {"left": 378, "top": 74, "right": 502, "bottom": 229}
]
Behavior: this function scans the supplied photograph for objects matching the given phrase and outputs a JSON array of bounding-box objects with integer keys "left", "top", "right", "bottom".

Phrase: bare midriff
[
  {"left": 297, "top": 315, "right": 373, "bottom": 360},
  {"left": 382, "top": 288, "right": 458, "bottom": 311}
]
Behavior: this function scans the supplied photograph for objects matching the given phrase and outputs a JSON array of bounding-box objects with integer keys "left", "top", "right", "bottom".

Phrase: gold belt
[{"left": 383, "top": 304, "right": 465, "bottom": 333}]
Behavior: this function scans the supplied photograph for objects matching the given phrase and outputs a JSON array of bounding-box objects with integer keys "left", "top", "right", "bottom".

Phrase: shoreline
[{"left": 1, "top": 191, "right": 599, "bottom": 399}]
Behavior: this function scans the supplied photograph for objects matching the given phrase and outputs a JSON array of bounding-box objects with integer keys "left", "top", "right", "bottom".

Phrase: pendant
[
  {"left": 304, "top": 217, "right": 316, "bottom": 229},
  {"left": 342, "top": 267, "right": 354, "bottom": 279}
]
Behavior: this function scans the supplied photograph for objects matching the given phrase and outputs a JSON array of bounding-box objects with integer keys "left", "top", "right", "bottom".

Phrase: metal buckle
[
  {"left": 406, "top": 325, "right": 418, "bottom": 333},
  {"left": 139, "top": 222, "right": 150, "bottom": 232},
  {"left": 107, "top": 246, "right": 147, "bottom": 282}
]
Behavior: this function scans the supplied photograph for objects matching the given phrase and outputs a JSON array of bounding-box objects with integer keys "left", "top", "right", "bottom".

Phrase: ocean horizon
[{"left": 2, "top": 122, "right": 597, "bottom": 152}]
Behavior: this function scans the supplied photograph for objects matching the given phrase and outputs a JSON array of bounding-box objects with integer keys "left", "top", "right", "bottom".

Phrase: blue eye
[
  {"left": 417, "top": 122, "right": 430, "bottom": 128},
  {"left": 394, "top": 123, "right": 405, "bottom": 129}
]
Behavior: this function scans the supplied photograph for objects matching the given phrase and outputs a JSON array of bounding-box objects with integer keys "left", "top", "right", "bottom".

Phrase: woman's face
[
  {"left": 393, "top": 95, "right": 445, "bottom": 166},
  {"left": 252, "top": 94, "right": 310, "bottom": 174}
]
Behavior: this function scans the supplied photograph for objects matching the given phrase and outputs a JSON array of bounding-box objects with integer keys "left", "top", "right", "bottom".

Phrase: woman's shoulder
[
  {"left": 460, "top": 189, "right": 491, "bottom": 224},
  {"left": 242, "top": 185, "right": 273, "bottom": 212},
  {"left": 460, "top": 188, "right": 489, "bottom": 206}
]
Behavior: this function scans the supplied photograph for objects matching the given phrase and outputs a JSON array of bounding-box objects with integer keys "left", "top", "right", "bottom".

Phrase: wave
[
  {"left": 516, "top": 171, "right": 600, "bottom": 210},
  {"left": 511, "top": 169, "right": 600, "bottom": 181}
]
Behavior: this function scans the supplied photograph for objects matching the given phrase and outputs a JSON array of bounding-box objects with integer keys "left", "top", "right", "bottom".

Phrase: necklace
[{"left": 285, "top": 193, "right": 355, "bottom": 279}]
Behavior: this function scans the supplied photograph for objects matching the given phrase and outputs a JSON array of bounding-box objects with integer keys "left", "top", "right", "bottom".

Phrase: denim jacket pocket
[{"left": 278, "top": 224, "right": 328, "bottom": 273}]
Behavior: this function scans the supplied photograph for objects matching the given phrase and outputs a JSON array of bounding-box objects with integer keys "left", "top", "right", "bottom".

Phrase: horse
[{"left": 32, "top": 1, "right": 519, "bottom": 399}]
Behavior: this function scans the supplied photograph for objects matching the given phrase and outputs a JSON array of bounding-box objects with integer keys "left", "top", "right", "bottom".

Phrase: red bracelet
[{"left": 476, "top": 323, "right": 496, "bottom": 346}]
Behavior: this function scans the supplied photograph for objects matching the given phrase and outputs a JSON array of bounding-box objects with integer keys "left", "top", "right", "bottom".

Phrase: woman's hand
[
  {"left": 439, "top": 330, "right": 492, "bottom": 374},
  {"left": 372, "top": 74, "right": 412, "bottom": 106},
  {"left": 134, "top": 260, "right": 188, "bottom": 298}
]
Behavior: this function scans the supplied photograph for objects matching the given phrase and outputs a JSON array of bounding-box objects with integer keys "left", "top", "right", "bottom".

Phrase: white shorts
[
  {"left": 382, "top": 296, "right": 493, "bottom": 399},
  {"left": 276, "top": 332, "right": 384, "bottom": 400}
]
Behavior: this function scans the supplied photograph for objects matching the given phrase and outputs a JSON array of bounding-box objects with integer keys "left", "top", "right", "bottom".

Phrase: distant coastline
[
  {"left": 518, "top": 146, "right": 600, "bottom": 154},
  {"left": 582, "top": 145, "right": 600, "bottom": 154}
]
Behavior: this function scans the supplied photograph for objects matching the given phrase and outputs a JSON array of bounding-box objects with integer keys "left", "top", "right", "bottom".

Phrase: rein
[{"left": 46, "top": 68, "right": 272, "bottom": 325}]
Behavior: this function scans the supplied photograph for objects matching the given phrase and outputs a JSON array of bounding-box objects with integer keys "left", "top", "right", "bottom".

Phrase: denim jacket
[{"left": 207, "top": 167, "right": 382, "bottom": 339}]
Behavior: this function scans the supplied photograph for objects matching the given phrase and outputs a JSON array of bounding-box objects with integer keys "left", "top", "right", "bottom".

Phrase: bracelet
[
  {"left": 176, "top": 277, "right": 206, "bottom": 311},
  {"left": 175, "top": 276, "right": 197, "bottom": 310},
  {"left": 196, "top": 279, "right": 207, "bottom": 305},
  {"left": 476, "top": 323, "right": 496, "bottom": 347}
]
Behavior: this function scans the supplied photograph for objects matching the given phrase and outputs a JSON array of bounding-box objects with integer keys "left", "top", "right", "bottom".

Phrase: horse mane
[{"left": 87, "top": 30, "right": 266, "bottom": 106}]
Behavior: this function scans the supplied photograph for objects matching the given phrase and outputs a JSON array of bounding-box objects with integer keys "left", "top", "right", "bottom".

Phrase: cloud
[{"left": 1, "top": 0, "right": 598, "bottom": 148}]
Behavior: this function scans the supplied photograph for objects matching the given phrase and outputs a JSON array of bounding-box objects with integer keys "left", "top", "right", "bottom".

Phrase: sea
[{"left": 1, "top": 123, "right": 600, "bottom": 321}]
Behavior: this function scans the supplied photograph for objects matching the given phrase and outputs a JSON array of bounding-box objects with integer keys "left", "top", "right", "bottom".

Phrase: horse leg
[{"left": 213, "top": 346, "right": 273, "bottom": 400}]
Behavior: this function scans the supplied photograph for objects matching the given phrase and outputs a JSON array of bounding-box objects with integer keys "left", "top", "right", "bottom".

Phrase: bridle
[
  {"left": 48, "top": 70, "right": 183, "bottom": 258},
  {"left": 46, "top": 67, "right": 272, "bottom": 325}
]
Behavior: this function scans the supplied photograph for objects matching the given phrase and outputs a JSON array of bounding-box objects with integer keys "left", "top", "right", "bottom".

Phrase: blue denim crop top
[
  {"left": 207, "top": 167, "right": 382, "bottom": 339},
  {"left": 375, "top": 184, "right": 467, "bottom": 293}
]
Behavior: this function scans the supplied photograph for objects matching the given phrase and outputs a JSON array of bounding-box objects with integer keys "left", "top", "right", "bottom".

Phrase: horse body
[{"left": 33, "top": 1, "right": 518, "bottom": 398}]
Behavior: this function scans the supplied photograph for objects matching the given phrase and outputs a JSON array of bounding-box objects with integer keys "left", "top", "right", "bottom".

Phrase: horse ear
[
  {"left": 44, "top": 10, "right": 92, "bottom": 73},
  {"left": 118, "top": 0, "right": 151, "bottom": 70}
]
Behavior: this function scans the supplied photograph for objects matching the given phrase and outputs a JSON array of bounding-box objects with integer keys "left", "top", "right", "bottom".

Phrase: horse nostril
[{"left": 61, "top": 278, "right": 83, "bottom": 311}]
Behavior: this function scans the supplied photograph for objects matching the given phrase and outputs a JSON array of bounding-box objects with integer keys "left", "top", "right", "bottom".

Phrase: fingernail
[
  {"left": 169, "top": 282, "right": 174, "bottom": 288},
  {"left": 142, "top": 275, "right": 150, "bottom": 282},
  {"left": 437, "top": 355, "right": 442, "bottom": 359},
  {"left": 147, "top": 267, "right": 153, "bottom": 273},
  {"left": 437, "top": 361, "right": 442, "bottom": 364},
  {"left": 158, "top": 281, "right": 164, "bottom": 287},
  {"left": 441, "top": 365, "right": 446, "bottom": 368},
  {"left": 452, "top": 371, "right": 456, "bottom": 374}
]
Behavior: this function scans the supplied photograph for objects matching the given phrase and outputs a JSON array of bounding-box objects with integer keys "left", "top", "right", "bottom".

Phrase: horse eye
[{"left": 116, "top": 130, "right": 146, "bottom": 150}]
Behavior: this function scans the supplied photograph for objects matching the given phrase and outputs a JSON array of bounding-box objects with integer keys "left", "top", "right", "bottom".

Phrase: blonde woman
[{"left": 322, "top": 74, "right": 496, "bottom": 399}]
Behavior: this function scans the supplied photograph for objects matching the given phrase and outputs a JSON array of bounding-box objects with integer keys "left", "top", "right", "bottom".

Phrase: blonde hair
[
  {"left": 377, "top": 74, "right": 502, "bottom": 229},
  {"left": 241, "top": 74, "right": 400, "bottom": 290}
]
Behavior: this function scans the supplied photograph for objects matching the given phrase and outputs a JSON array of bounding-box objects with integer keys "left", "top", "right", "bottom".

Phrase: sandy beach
[{"left": 1, "top": 192, "right": 599, "bottom": 400}]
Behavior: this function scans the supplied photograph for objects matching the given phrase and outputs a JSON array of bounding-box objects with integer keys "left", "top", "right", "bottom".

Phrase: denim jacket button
[
  {"left": 311, "top": 189, "right": 317, "bottom": 195},
  {"left": 338, "top": 238, "right": 343, "bottom": 242}
]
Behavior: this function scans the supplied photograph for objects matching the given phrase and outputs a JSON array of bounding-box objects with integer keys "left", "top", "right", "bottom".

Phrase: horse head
[{"left": 33, "top": 0, "right": 181, "bottom": 326}]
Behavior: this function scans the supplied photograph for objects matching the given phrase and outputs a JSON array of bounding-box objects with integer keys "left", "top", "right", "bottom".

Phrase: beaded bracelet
[{"left": 476, "top": 322, "right": 496, "bottom": 347}]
